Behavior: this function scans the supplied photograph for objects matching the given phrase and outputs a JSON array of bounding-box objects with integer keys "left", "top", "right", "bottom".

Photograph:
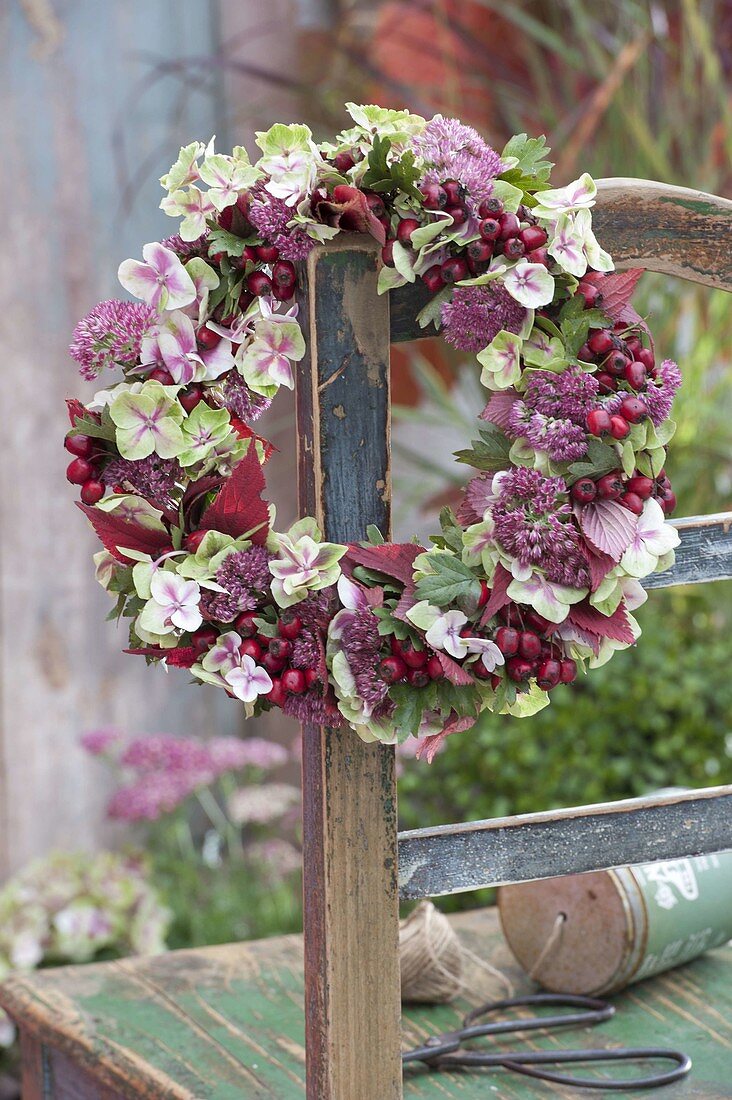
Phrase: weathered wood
[
  {"left": 296, "top": 239, "right": 402, "bottom": 1100},
  {"left": 398, "top": 786, "right": 732, "bottom": 899},
  {"left": 642, "top": 513, "right": 732, "bottom": 588},
  {"left": 2, "top": 909, "right": 731, "bottom": 1098},
  {"left": 388, "top": 178, "right": 732, "bottom": 344}
]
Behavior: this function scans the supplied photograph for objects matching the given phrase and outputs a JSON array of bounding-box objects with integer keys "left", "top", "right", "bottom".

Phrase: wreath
[{"left": 65, "top": 105, "right": 681, "bottom": 760}]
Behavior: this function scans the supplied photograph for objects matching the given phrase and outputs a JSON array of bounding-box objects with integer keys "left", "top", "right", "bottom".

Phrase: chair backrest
[{"left": 296, "top": 179, "right": 732, "bottom": 1100}]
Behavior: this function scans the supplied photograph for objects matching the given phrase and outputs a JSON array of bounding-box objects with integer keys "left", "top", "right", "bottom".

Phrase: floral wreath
[{"left": 65, "top": 105, "right": 681, "bottom": 761}]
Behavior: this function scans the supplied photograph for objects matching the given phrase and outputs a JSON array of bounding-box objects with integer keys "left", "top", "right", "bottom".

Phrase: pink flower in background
[{"left": 80, "top": 727, "right": 123, "bottom": 756}]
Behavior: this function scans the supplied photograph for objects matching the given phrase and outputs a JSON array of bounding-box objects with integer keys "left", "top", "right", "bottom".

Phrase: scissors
[{"left": 402, "top": 993, "right": 692, "bottom": 1090}]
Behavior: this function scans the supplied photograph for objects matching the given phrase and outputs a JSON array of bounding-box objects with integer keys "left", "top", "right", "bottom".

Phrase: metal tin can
[{"left": 498, "top": 850, "right": 732, "bottom": 995}]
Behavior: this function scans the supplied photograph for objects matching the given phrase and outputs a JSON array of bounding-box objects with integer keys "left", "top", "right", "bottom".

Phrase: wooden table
[{"left": 1, "top": 906, "right": 729, "bottom": 1099}]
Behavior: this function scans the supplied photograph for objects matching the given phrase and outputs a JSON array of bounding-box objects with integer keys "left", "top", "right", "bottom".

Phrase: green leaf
[
  {"left": 558, "top": 296, "right": 609, "bottom": 356},
  {"left": 500, "top": 134, "right": 554, "bottom": 184},
  {"left": 433, "top": 507, "right": 464, "bottom": 554},
  {"left": 566, "top": 439, "right": 620, "bottom": 485},
  {"left": 365, "top": 525, "right": 385, "bottom": 545},
  {"left": 390, "top": 683, "right": 425, "bottom": 738},
  {"left": 414, "top": 551, "right": 481, "bottom": 609},
  {"left": 69, "top": 414, "right": 116, "bottom": 444},
  {"left": 361, "top": 134, "right": 422, "bottom": 199},
  {"left": 207, "top": 225, "right": 252, "bottom": 258},
  {"left": 455, "top": 425, "right": 512, "bottom": 471}
]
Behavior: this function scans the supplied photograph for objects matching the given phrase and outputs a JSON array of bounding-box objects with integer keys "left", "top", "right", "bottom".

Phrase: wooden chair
[{"left": 2, "top": 180, "right": 731, "bottom": 1100}]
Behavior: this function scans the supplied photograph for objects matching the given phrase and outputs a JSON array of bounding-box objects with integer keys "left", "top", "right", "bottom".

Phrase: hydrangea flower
[
  {"left": 237, "top": 319, "right": 306, "bottom": 394},
  {"left": 406, "top": 602, "right": 504, "bottom": 671},
  {"left": 138, "top": 571, "right": 202, "bottom": 635},
  {"left": 478, "top": 331, "right": 523, "bottom": 390},
  {"left": 620, "top": 498, "right": 680, "bottom": 577},
  {"left": 178, "top": 404, "right": 236, "bottom": 468},
  {"left": 255, "top": 123, "right": 324, "bottom": 206},
  {"left": 268, "top": 519, "right": 346, "bottom": 608},
  {"left": 118, "top": 243, "right": 196, "bottom": 311},
  {"left": 506, "top": 572, "right": 586, "bottom": 624},
  {"left": 503, "top": 261, "right": 555, "bottom": 308},
  {"left": 109, "top": 380, "right": 185, "bottom": 461},
  {"left": 140, "top": 310, "right": 234, "bottom": 385},
  {"left": 547, "top": 209, "right": 613, "bottom": 277},
  {"left": 160, "top": 186, "right": 216, "bottom": 242},
  {"left": 224, "top": 655, "right": 273, "bottom": 703}
]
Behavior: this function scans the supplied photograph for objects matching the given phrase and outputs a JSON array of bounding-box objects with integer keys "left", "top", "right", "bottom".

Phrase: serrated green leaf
[
  {"left": 455, "top": 425, "right": 512, "bottom": 471},
  {"left": 500, "top": 134, "right": 553, "bottom": 183},
  {"left": 70, "top": 414, "right": 116, "bottom": 444},
  {"left": 207, "top": 225, "right": 251, "bottom": 258},
  {"left": 414, "top": 552, "right": 481, "bottom": 609},
  {"left": 566, "top": 439, "right": 620, "bottom": 485}
]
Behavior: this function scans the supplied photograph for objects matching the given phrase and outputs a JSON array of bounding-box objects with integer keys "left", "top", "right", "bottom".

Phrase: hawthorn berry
[
  {"left": 495, "top": 626, "right": 520, "bottom": 656},
  {"left": 234, "top": 612, "right": 258, "bottom": 638},
  {"left": 282, "top": 668, "right": 306, "bottom": 694},
  {"left": 609, "top": 415, "right": 630, "bottom": 440},
  {"left": 624, "top": 361, "right": 647, "bottom": 389},
  {"left": 586, "top": 408, "right": 613, "bottom": 436},
  {"left": 620, "top": 491, "right": 644, "bottom": 515},
  {"left": 537, "top": 658, "right": 561, "bottom": 690},
  {"left": 184, "top": 529, "right": 208, "bottom": 552},
  {"left": 67, "top": 457, "right": 94, "bottom": 485},
  {"left": 148, "top": 367, "right": 174, "bottom": 385},
  {"left": 197, "top": 324, "right": 221, "bottom": 351},
  {"left": 559, "top": 658, "right": 578, "bottom": 684},
  {"left": 191, "top": 626, "right": 218, "bottom": 654},
  {"left": 420, "top": 183, "right": 447, "bottom": 210},
  {"left": 638, "top": 348, "right": 655, "bottom": 371},
  {"left": 503, "top": 237, "right": 525, "bottom": 259},
  {"left": 426, "top": 655, "right": 444, "bottom": 680},
  {"left": 333, "top": 151, "right": 355, "bottom": 173},
  {"left": 65, "top": 433, "right": 94, "bottom": 458},
  {"left": 268, "top": 637, "right": 293, "bottom": 661},
  {"left": 571, "top": 478, "right": 597, "bottom": 504},
  {"left": 272, "top": 259, "right": 297, "bottom": 288},
  {"left": 498, "top": 212, "right": 520, "bottom": 240},
  {"left": 255, "top": 244, "right": 280, "bottom": 264},
  {"left": 526, "top": 246, "right": 550, "bottom": 267},
  {"left": 379, "top": 656, "right": 407, "bottom": 684},
  {"left": 440, "top": 257, "right": 470, "bottom": 283},
  {"left": 247, "top": 271, "right": 273, "bottom": 297},
  {"left": 80, "top": 479, "right": 105, "bottom": 505},
  {"left": 278, "top": 613, "right": 303, "bottom": 640},
  {"left": 479, "top": 217, "right": 501, "bottom": 241},
  {"left": 442, "top": 179, "right": 463, "bottom": 205},
  {"left": 263, "top": 652, "right": 286, "bottom": 674},
  {"left": 597, "top": 472, "right": 624, "bottom": 501},
  {"left": 519, "top": 225, "right": 548, "bottom": 251},
  {"left": 588, "top": 329, "right": 614, "bottom": 356},
  {"left": 604, "top": 352, "right": 630, "bottom": 377},
  {"left": 239, "top": 638, "right": 263, "bottom": 661},
  {"left": 422, "top": 265, "right": 446, "bottom": 293},
  {"left": 179, "top": 385, "right": 204, "bottom": 414},
  {"left": 381, "top": 240, "right": 395, "bottom": 267},
  {"left": 506, "top": 657, "right": 535, "bottom": 682},
  {"left": 619, "top": 396, "right": 648, "bottom": 423},
  {"left": 478, "top": 197, "right": 503, "bottom": 217},
  {"left": 626, "top": 475, "right": 654, "bottom": 500},
  {"left": 266, "top": 678, "right": 286, "bottom": 707},
  {"left": 407, "top": 668, "right": 430, "bottom": 688},
  {"left": 518, "top": 631, "right": 542, "bottom": 660}
]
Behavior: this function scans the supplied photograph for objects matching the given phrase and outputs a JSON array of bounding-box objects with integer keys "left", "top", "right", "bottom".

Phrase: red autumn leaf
[
  {"left": 77, "top": 503, "right": 171, "bottom": 563},
  {"left": 567, "top": 601, "right": 636, "bottom": 645},
  {"left": 416, "top": 713, "right": 477, "bottom": 763},
  {"left": 229, "top": 417, "right": 277, "bottom": 463},
  {"left": 312, "top": 185, "right": 386, "bottom": 245},
  {"left": 124, "top": 646, "right": 199, "bottom": 668},
  {"left": 480, "top": 562, "right": 512, "bottom": 626},
  {"left": 479, "top": 390, "right": 519, "bottom": 429},
  {"left": 346, "top": 542, "right": 425, "bottom": 586},
  {"left": 199, "top": 445, "right": 270, "bottom": 544},
  {"left": 457, "top": 474, "right": 494, "bottom": 527},
  {"left": 435, "top": 651, "right": 474, "bottom": 686},
  {"left": 66, "top": 398, "right": 89, "bottom": 427},
  {"left": 579, "top": 499, "right": 638, "bottom": 562},
  {"left": 595, "top": 269, "right": 644, "bottom": 319},
  {"left": 585, "top": 545, "right": 617, "bottom": 592},
  {"left": 393, "top": 583, "right": 418, "bottom": 622}
]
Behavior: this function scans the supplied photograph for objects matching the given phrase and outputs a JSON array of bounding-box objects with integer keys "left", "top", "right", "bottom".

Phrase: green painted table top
[{"left": 1, "top": 907, "right": 730, "bottom": 1099}]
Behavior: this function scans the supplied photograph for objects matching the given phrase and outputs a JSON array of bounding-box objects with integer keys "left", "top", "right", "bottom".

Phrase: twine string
[{"left": 528, "top": 911, "right": 567, "bottom": 980}]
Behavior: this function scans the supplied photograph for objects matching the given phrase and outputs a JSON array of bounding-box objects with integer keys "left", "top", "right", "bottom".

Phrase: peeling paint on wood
[{"left": 397, "top": 786, "right": 732, "bottom": 898}]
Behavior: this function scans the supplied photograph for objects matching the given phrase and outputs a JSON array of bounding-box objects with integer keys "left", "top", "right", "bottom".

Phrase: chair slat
[
  {"left": 643, "top": 513, "right": 732, "bottom": 588},
  {"left": 389, "top": 179, "right": 732, "bottom": 343},
  {"left": 397, "top": 786, "right": 732, "bottom": 899}
]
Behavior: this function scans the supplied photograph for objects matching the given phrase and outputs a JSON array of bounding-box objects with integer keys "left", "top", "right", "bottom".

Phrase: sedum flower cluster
[{"left": 65, "top": 104, "right": 681, "bottom": 760}]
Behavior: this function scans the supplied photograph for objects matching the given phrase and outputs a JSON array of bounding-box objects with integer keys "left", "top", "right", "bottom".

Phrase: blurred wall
[{"left": 0, "top": 0, "right": 308, "bottom": 877}]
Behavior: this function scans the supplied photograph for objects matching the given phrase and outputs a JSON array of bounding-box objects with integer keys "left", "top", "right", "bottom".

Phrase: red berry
[
  {"left": 271, "top": 283, "right": 294, "bottom": 302},
  {"left": 242, "top": 245, "right": 259, "bottom": 263},
  {"left": 577, "top": 282, "right": 601, "bottom": 307},
  {"left": 467, "top": 239, "right": 494, "bottom": 265},
  {"left": 624, "top": 361, "right": 647, "bottom": 389},
  {"left": 526, "top": 246, "right": 550, "bottom": 267},
  {"left": 80, "top": 479, "right": 105, "bottom": 505},
  {"left": 247, "top": 271, "right": 273, "bottom": 297},
  {"left": 625, "top": 336, "right": 642, "bottom": 358},
  {"left": 577, "top": 342, "right": 594, "bottom": 363},
  {"left": 525, "top": 611, "right": 550, "bottom": 633},
  {"left": 620, "top": 491, "right": 644, "bottom": 515},
  {"left": 586, "top": 408, "right": 613, "bottom": 436},
  {"left": 445, "top": 205, "right": 467, "bottom": 226},
  {"left": 278, "top": 614, "right": 303, "bottom": 641},
  {"left": 268, "top": 637, "right": 292, "bottom": 661},
  {"left": 519, "top": 225, "right": 548, "bottom": 251},
  {"left": 396, "top": 218, "right": 420, "bottom": 245},
  {"left": 638, "top": 348, "right": 655, "bottom": 371},
  {"left": 401, "top": 641, "right": 428, "bottom": 669},
  {"left": 588, "top": 329, "right": 614, "bottom": 356},
  {"left": 537, "top": 658, "right": 561, "bottom": 690},
  {"left": 620, "top": 397, "right": 648, "bottom": 423},
  {"left": 407, "top": 668, "right": 430, "bottom": 688},
  {"left": 66, "top": 457, "right": 94, "bottom": 485},
  {"left": 217, "top": 206, "right": 234, "bottom": 231},
  {"left": 440, "top": 257, "right": 469, "bottom": 283},
  {"left": 179, "top": 384, "right": 204, "bottom": 414},
  {"left": 65, "top": 433, "right": 94, "bottom": 458},
  {"left": 420, "top": 183, "right": 447, "bottom": 210},
  {"left": 479, "top": 217, "right": 501, "bottom": 241},
  {"left": 197, "top": 324, "right": 221, "bottom": 351},
  {"left": 498, "top": 212, "right": 521, "bottom": 240},
  {"left": 379, "top": 656, "right": 407, "bottom": 684},
  {"left": 597, "top": 472, "right": 624, "bottom": 501},
  {"left": 506, "top": 657, "right": 535, "bottom": 683},
  {"left": 266, "top": 677, "right": 286, "bottom": 707},
  {"left": 190, "top": 627, "right": 218, "bottom": 654},
  {"left": 571, "top": 477, "right": 597, "bottom": 504},
  {"left": 333, "top": 151, "right": 355, "bottom": 173},
  {"left": 426, "top": 655, "right": 444, "bottom": 680},
  {"left": 184, "top": 529, "right": 208, "bottom": 552},
  {"left": 234, "top": 612, "right": 258, "bottom": 638},
  {"left": 282, "top": 668, "right": 306, "bottom": 694},
  {"left": 626, "top": 475, "right": 654, "bottom": 500},
  {"left": 272, "top": 259, "right": 297, "bottom": 288},
  {"left": 559, "top": 658, "right": 578, "bottom": 684},
  {"left": 239, "top": 638, "right": 263, "bottom": 661},
  {"left": 495, "top": 626, "right": 520, "bottom": 656},
  {"left": 363, "top": 192, "right": 386, "bottom": 218},
  {"left": 471, "top": 658, "right": 493, "bottom": 681},
  {"left": 596, "top": 372, "right": 616, "bottom": 394},
  {"left": 263, "top": 651, "right": 286, "bottom": 674},
  {"left": 305, "top": 668, "right": 320, "bottom": 688},
  {"left": 661, "top": 491, "right": 677, "bottom": 515},
  {"left": 381, "top": 240, "right": 396, "bottom": 266},
  {"left": 479, "top": 197, "right": 503, "bottom": 218},
  {"left": 609, "top": 415, "right": 631, "bottom": 440},
  {"left": 421, "top": 265, "right": 446, "bottom": 293},
  {"left": 604, "top": 352, "right": 630, "bottom": 377},
  {"left": 149, "top": 367, "right": 174, "bottom": 385},
  {"left": 503, "top": 237, "right": 525, "bottom": 259},
  {"left": 442, "top": 179, "right": 463, "bottom": 205},
  {"left": 518, "top": 631, "right": 542, "bottom": 659},
  {"left": 255, "top": 244, "right": 280, "bottom": 263}
]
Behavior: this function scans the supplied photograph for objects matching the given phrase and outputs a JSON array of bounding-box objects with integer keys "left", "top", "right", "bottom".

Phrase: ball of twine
[{"left": 399, "top": 900, "right": 514, "bottom": 1004}]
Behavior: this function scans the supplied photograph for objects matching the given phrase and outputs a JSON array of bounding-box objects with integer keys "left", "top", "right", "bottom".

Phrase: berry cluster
[
  {"left": 64, "top": 432, "right": 106, "bottom": 505},
  {"left": 494, "top": 607, "right": 577, "bottom": 691}
]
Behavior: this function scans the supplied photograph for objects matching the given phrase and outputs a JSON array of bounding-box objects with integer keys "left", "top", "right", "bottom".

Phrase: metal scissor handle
[{"left": 402, "top": 993, "right": 692, "bottom": 1090}]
